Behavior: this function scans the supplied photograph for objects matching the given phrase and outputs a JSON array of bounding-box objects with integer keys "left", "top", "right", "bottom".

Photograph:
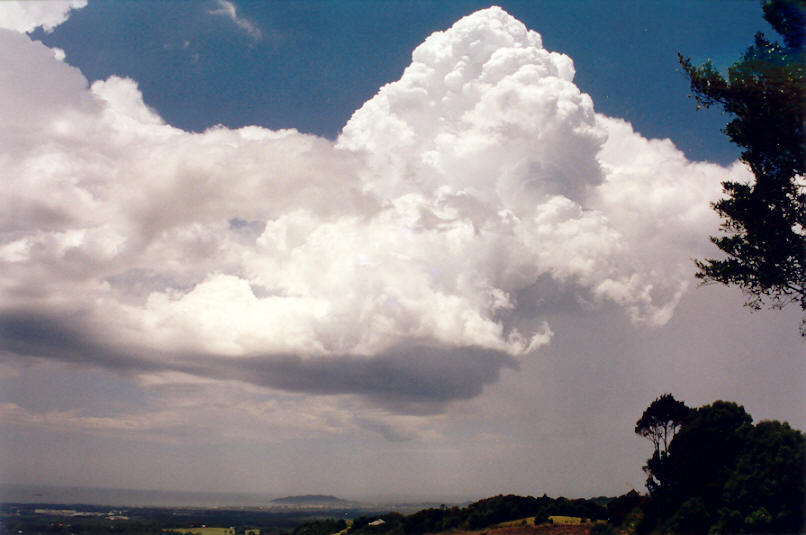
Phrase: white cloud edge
[{"left": 0, "top": 0, "right": 87, "bottom": 34}]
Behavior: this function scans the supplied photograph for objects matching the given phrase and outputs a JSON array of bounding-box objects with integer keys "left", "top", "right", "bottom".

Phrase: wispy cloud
[{"left": 208, "top": 0, "right": 261, "bottom": 40}]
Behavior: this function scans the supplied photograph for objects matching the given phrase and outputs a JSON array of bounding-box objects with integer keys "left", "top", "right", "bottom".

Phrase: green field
[
  {"left": 548, "top": 515, "right": 583, "bottom": 525},
  {"left": 495, "top": 516, "right": 538, "bottom": 527},
  {"left": 171, "top": 528, "right": 260, "bottom": 535}
]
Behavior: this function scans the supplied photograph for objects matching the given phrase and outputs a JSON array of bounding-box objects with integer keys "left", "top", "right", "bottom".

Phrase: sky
[{"left": 0, "top": 0, "right": 803, "bottom": 503}]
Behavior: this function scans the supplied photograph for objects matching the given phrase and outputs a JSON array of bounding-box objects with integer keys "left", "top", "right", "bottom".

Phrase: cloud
[
  {"left": 204, "top": 346, "right": 518, "bottom": 414},
  {"left": 0, "top": 369, "right": 444, "bottom": 443},
  {"left": 208, "top": 0, "right": 262, "bottom": 40},
  {"left": 0, "top": 7, "right": 748, "bottom": 414},
  {"left": 0, "top": 401, "right": 178, "bottom": 437},
  {"left": 0, "top": 0, "right": 86, "bottom": 33}
]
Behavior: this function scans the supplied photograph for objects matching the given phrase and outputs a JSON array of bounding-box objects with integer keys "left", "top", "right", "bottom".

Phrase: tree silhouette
[
  {"left": 636, "top": 397, "right": 805, "bottom": 534},
  {"left": 635, "top": 394, "right": 691, "bottom": 499},
  {"left": 635, "top": 394, "right": 690, "bottom": 456},
  {"left": 679, "top": 0, "right": 805, "bottom": 327}
]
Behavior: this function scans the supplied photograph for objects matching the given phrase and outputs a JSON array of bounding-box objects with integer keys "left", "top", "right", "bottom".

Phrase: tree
[
  {"left": 662, "top": 401, "right": 753, "bottom": 510},
  {"left": 292, "top": 519, "right": 347, "bottom": 535},
  {"left": 606, "top": 490, "right": 645, "bottom": 528},
  {"left": 635, "top": 394, "right": 691, "bottom": 500},
  {"left": 635, "top": 394, "right": 691, "bottom": 455},
  {"left": 679, "top": 0, "right": 805, "bottom": 326},
  {"left": 717, "top": 420, "right": 806, "bottom": 532},
  {"left": 635, "top": 398, "right": 806, "bottom": 534}
]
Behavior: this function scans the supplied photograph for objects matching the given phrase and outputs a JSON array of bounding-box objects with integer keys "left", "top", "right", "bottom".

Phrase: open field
[
  {"left": 171, "top": 528, "right": 259, "bottom": 535},
  {"left": 438, "top": 524, "right": 596, "bottom": 535},
  {"left": 547, "top": 516, "right": 583, "bottom": 525},
  {"left": 493, "top": 516, "right": 592, "bottom": 530},
  {"left": 494, "top": 517, "right": 538, "bottom": 528}
]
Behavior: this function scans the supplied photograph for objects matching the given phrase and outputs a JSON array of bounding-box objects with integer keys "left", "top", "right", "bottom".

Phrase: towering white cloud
[
  {"left": 338, "top": 6, "right": 743, "bottom": 327},
  {"left": 0, "top": 6, "right": 748, "bottom": 410}
]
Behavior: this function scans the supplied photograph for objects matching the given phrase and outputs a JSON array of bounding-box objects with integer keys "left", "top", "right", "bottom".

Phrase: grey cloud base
[
  {"left": 217, "top": 347, "right": 518, "bottom": 413},
  {"left": 0, "top": 311, "right": 160, "bottom": 373},
  {"left": 0, "top": 311, "right": 515, "bottom": 413}
]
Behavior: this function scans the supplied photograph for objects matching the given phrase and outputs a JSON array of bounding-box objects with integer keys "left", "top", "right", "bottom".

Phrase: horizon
[
  {"left": 2, "top": 482, "right": 493, "bottom": 507},
  {"left": 0, "top": 0, "right": 803, "bottom": 502}
]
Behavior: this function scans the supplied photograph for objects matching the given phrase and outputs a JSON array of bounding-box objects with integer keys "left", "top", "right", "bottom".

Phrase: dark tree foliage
[
  {"left": 634, "top": 394, "right": 691, "bottom": 496},
  {"left": 403, "top": 506, "right": 464, "bottom": 534},
  {"left": 635, "top": 394, "right": 691, "bottom": 455},
  {"left": 292, "top": 518, "right": 347, "bottom": 535},
  {"left": 717, "top": 420, "right": 806, "bottom": 533},
  {"left": 636, "top": 397, "right": 806, "bottom": 534},
  {"left": 339, "top": 494, "right": 607, "bottom": 535},
  {"left": 679, "top": 0, "right": 805, "bottom": 324},
  {"left": 663, "top": 401, "right": 754, "bottom": 512},
  {"left": 605, "top": 490, "right": 646, "bottom": 528}
]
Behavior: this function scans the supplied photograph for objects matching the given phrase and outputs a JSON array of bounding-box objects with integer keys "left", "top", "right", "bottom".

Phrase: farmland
[
  {"left": 171, "top": 528, "right": 261, "bottom": 535},
  {"left": 0, "top": 502, "right": 372, "bottom": 535},
  {"left": 430, "top": 522, "right": 598, "bottom": 535}
]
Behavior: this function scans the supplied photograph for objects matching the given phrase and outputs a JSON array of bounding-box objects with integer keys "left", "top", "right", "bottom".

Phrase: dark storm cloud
[
  {"left": 0, "top": 309, "right": 516, "bottom": 414},
  {"left": 207, "top": 346, "right": 518, "bottom": 414},
  {"left": 0, "top": 310, "right": 157, "bottom": 372}
]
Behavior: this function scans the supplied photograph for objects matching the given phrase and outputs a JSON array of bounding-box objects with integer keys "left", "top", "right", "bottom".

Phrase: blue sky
[
  {"left": 0, "top": 1, "right": 802, "bottom": 502},
  {"left": 34, "top": 1, "right": 769, "bottom": 158}
]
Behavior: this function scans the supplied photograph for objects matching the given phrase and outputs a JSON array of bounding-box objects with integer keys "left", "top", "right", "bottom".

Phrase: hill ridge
[{"left": 271, "top": 494, "right": 350, "bottom": 505}]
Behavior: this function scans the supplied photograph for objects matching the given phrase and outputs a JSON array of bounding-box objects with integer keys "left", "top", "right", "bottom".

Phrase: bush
[
  {"left": 589, "top": 522, "right": 614, "bottom": 535},
  {"left": 667, "top": 497, "right": 711, "bottom": 535}
]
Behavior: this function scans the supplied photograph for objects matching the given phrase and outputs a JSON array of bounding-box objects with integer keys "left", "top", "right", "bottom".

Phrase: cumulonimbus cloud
[{"left": 0, "top": 7, "right": 748, "bottom": 412}]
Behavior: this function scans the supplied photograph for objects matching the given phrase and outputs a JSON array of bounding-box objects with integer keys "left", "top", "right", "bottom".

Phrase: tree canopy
[
  {"left": 679, "top": 0, "right": 805, "bottom": 325},
  {"left": 635, "top": 394, "right": 691, "bottom": 455},
  {"left": 636, "top": 397, "right": 805, "bottom": 534},
  {"left": 634, "top": 394, "right": 691, "bottom": 498}
]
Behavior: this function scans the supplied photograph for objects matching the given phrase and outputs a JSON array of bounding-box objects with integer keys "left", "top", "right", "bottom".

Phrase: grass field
[
  {"left": 442, "top": 523, "right": 595, "bottom": 535},
  {"left": 495, "top": 517, "right": 538, "bottom": 528},
  {"left": 495, "top": 516, "right": 587, "bottom": 529},
  {"left": 548, "top": 516, "right": 583, "bottom": 525},
  {"left": 171, "top": 528, "right": 259, "bottom": 535}
]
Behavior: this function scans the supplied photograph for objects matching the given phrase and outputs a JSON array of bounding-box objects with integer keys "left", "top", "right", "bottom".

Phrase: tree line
[{"left": 292, "top": 494, "right": 610, "bottom": 535}]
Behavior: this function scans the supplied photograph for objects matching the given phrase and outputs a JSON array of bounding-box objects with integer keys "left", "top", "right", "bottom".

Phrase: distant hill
[{"left": 271, "top": 495, "right": 351, "bottom": 505}]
